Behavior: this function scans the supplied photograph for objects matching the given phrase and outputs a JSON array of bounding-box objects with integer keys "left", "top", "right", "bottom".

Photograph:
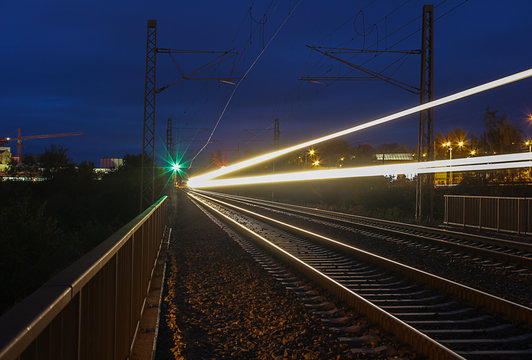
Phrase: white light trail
[
  {"left": 188, "top": 68, "right": 532, "bottom": 185},
  {"left": 188, "top": 152, "right": 532, "bottom": 188}
]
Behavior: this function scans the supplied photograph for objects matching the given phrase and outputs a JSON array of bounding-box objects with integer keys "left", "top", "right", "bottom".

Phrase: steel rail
[
  {"left": 191, "top": 191, "right": 532, "bottom": 329},
  {"left": 0, "top": 196, "right": 168, "bottom": 360},
  {"left": 190, "top": 192, "right": 532, "bottom": 358},
  {"left": 187, "top": 192, "right": 465, "bottom": 360},
  {"left": 195, "top": 190, "right": 532, "bottom": 267}
]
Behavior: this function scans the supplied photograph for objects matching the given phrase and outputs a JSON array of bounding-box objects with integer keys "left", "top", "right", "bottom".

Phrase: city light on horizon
[
  {"left": 188, "top": 68, "right": 532, "bottom": 186},
  {"left": 188, "top": 152, "right": 532, "bottom": 188}
]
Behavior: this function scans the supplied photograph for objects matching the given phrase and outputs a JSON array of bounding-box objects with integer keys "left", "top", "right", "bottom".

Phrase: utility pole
[
  {"left": 302, "top": 5, "right": 435, "bottom": 223},
  {"left": 274, "top": 118, "right": 280, "bottom": 148},
  {"left": 415, "top": 5, "right": 434, "bottom": 222},
  {"left": 140, "top": 20, "right": 157, "bottom": 212},
  {"left": 139, "top": 20, "right": 239, "bottom": 212},
  {"left": 166, "top": 118, "right": 174, "bottom": 159},
  {"left": 167, "top": 117, "right": 177, "bottom": 187},
  {"left": 272, "top": 118, "right": 280, "bottom": 201}
]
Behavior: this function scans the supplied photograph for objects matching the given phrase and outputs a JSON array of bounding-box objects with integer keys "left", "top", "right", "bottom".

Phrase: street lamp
[
  {"left": 306, "top": 149, "right": 316, "bottom": 167},
  {"left": 442, "top": 141, "right": 454, "bottom": 185},
  {"left": 442, "top": 141, "right": 452, "bottom": 159},
  {"left": 312, "top": 160, "right": 320, "bottom": 167},
  {"left": 526, "top": 140, "right": 532, "bottom": 175}
]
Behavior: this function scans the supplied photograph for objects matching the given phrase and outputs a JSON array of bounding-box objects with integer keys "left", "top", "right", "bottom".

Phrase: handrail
[
  {"left": 444, "top": 194, "right": 530, "bottom": 200},
  {"left": 0, "top": 196, "right": 168, "bottom": 360},
  {"left": 444, "top": 194, "right": 531, "bottom": 235}
]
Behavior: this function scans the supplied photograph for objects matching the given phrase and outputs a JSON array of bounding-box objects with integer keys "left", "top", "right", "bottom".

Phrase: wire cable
[
  {"left": 388, "top": 0, "right": 468, "bottom": 50},
  {"left": 191, "top": 0, "right": 304, "bottom": 164}
]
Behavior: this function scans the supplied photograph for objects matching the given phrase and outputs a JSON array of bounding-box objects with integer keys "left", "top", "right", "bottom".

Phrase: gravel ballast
[
  {"left": 156, "top": 192, "right": 356, "bottom": 359},
  {"left": 218, "top": 197, "right": 532, "bottom": 308}
]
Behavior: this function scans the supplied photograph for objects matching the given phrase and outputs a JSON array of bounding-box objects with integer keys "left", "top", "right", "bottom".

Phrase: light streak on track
[
  {"left": 188, "top": 68, "right": 532, "bottom": 186},
  {"left": 188, "top": 152, "right": 532, "bottom": 188}
]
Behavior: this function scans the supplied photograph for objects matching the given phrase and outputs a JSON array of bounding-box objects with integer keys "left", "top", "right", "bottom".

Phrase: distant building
[
  {"left": 374, "top": 153, "right": 416, "bottom": 180},
  {"left": 434, "top": 172, "right": 463, "bottom": 186},
  {"left": 100, "top": 158, "right": 123, "bottom": 169},
  {"left": 0, "top": 147, "right": 12, "bottom": 172},
  {"left": 375, "top": 153, "right": 415, "bottom": 163}
]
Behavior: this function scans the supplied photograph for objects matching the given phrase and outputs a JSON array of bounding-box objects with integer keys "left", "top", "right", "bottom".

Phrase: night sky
[{"left": 1, "top": 0, "right": 531, "bottom": 170}]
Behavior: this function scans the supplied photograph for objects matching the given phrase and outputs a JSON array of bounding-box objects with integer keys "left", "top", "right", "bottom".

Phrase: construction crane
[{"left": 0, "top": 128, "right": 83, "bottom": 163}]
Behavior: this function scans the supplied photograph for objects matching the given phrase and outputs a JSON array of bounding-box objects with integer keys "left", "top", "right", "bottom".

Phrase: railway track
[
  {"left": 188, "top": 190, "right": 532, "bottom": 360},
  {"left": 193, "top": 190, "right": 532, "bottom": 273}
]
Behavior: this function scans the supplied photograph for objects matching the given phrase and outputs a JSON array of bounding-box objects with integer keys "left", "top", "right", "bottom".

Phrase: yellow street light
[
  {"left": 339, "top": 157, "right": 344, "bottom": 161},
  {"left": 442, "top": 142, "right": 453, "bottom": 160},
  {"left": 457, "top": 141, "right": 464, "bottom": 147},
  {"left": 308, "top": 149, "right": 315, "bottom": 156},
  {"left": 313, "top": 160, "right": 320, "bottom": 166},
  {"left": 470, "top": 150, "right": 476, "bottom": 156},
  {"left": 526, "top": 140, "right": 532, "bottom": 152}
]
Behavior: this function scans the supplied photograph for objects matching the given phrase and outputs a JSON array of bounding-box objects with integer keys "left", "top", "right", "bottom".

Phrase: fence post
[
  {"left": 462, "top": 196, "right": 466, "bottom": 227},
  {"left": 444, "top": 196, "right": 447, "bottom": 223},
  {"left": 525, "top": 199, "right": 532, "bottom": 234},
  {"left": 517, "top": 199, "right": 520, "bottom": 235},
  {"left": 497, "top": 197, "right": 500, "bottom": 232},
  {"left": 479, "top": 197, "right": 482, "bottom": 230},
  {"left": 129, "top": 233, "right": 133, "bottom": 358},
  {"left": 77, "top": 291, "right": 82, "bottom": 360},
  {"left": 113, "top": 254, "right": 118, "bottom": 360}
]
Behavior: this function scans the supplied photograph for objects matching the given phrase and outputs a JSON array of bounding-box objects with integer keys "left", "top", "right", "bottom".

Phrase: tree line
[
  {"left": 204, "top": 108, "right": 528, "bottom": 180},
  {"left": 0, "top": 149, "right": 169, "bottom": 315},
  {"left": 205, "top": 108, "right": 531, "bottom": 224}
]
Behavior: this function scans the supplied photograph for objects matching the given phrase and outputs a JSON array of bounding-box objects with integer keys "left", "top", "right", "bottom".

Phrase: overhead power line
[
  {"left": 188, "top": 68, "right": 532, "bottom": 185},
  {"left": 191, "top": 0, "right": 304, "bottom": 164}
]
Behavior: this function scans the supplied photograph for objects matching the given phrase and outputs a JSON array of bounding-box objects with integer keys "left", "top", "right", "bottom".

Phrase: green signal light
[{"left": 172, "top": 163, "right": 181, "bottom": 172}]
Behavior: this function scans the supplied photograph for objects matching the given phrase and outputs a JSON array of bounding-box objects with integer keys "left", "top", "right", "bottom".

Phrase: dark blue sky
[{"left": 1, "top": 0, "right": 531, "bottom": 168}]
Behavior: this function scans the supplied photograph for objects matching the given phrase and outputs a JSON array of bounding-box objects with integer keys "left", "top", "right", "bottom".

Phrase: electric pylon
[
  {"left": 140, "top": 19, "right": 157, "bottom": 211},
  {"left": 274, "top": 118, "right": 280, "bottom": 147},
  {"left": 415, "top": 5, "right": 434, "bottom": 222},
  {"left": 166, "top": 118, "right": 174, "bottom": 159},
  {"left": 301, "top": 5, "right": 435, "bottom": 222},
  {"left": 272, "top": 118, "right": 280, "bottom": 201},
  {"left": 139, "top": 20, "right": 240, "bottom": 211}
]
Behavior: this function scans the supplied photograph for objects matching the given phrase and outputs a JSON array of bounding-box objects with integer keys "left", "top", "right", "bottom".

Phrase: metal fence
[
  {"left": 0, "top": 196, "right": 168, "bottom": 360},
  {"left": 444, "top": 195, "right": 531, "bottom": 235}
]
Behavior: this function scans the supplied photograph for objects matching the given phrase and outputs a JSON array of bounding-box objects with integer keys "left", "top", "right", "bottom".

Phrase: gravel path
[{"left": 156, "top": 192, "right": 357, "bottom": 359}]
